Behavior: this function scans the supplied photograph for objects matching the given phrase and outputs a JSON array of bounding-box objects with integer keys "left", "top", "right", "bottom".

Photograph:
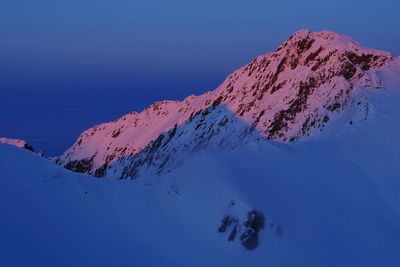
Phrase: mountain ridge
[
  {"left": 55, "top": 29, "right": 396, "bottom": 178},
  {"left": 0, "top": 137, "right": 34, "bottom": 152}
]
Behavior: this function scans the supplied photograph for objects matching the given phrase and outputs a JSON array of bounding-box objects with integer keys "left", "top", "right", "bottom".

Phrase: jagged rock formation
[{"left": 55, "top": 30, "right": 394, "bottom": 178}]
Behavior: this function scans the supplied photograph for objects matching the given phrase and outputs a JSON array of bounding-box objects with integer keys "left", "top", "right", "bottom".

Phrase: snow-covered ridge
[
  {"left": 56, "top": 30, "right": 395, "bottom": 177},
  {"left": 0, "top": 137, "right": 34, "bottom": 152},
  {"left": 104, "top": 104, "right": 263, "bottom": 179}
]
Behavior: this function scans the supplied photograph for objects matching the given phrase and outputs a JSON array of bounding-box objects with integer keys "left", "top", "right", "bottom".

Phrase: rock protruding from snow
[
  {"left": 218, "top": 209, "right": 274, "bottom": 250},
  {"left": 56, "top": 30, "right": 394, "bottom": 177},
  {"left": 0, "top": 137, "right": 34, "bottom": 152}
]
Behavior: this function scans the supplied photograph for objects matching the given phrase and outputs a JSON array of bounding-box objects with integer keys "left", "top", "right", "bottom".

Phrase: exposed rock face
[
  {"left": 217, "top": 205, "right": 280, "bottom": 250},
  {"left": 55, "top": 30, "right": 393, "bottom": 178},
  {"left": 239, "top": 210, "right": 266, "bottom": 250},
  {"left": 64, "top": 154, "right": 96, "bottom": 174},
  {"left": 0, "top": 137, "right": 34, "bottom": 152}
]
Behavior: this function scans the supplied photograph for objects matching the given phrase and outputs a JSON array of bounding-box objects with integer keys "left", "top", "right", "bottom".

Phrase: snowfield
[{"left": 1, "top": 31, "right": 400, "bottom": 266}]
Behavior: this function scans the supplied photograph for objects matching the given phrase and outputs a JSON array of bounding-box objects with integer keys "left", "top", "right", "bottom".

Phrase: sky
[{"left": 1, "top": 0, "right": 400, "bottom": 156}]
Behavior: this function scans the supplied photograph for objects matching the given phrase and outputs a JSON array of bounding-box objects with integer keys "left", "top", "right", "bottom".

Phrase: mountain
[
  {"left": 1, "top": 29, "right": 400, "bottom": 266},
  {"left": 56, "top": 30, "right": 396, "bottom": 179}
]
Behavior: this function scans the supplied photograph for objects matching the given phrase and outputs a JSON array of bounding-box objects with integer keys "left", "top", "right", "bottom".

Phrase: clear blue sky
[{"left": 1, "top": 0, "right": 399, "bottom": 155}]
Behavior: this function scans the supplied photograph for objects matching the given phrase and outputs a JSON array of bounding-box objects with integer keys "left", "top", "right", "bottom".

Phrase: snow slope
[
  {"left": 1, "top": 59, "right": 400, "bottom": 266},
  {"left": 56, "top": 30, "right": 394, "bottom": 176}
]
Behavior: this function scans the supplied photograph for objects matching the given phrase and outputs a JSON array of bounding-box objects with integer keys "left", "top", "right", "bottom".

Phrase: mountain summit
[{"left": 55, "top": 30, "right": 396, "bottom": 178}]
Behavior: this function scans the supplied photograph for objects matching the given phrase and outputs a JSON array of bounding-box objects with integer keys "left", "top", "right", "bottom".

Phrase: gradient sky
[{"left": 1, "top": 0, "right": 400, "bottom": 156}]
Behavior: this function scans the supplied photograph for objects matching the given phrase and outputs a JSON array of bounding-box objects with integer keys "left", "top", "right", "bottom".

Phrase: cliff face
[{"left": 55, "top": 30, "right": 393, "bottom": 178}]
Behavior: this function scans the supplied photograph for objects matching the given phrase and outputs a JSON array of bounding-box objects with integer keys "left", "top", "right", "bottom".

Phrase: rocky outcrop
[{"left": 217, "top": 201, "right": 282, "bottom": 250}]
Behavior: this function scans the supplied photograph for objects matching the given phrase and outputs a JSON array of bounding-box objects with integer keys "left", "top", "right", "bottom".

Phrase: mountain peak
[
  {"left": 55, "top": 30, "right": 398, "bottom": 178},
  {"left": 275, "top": 30, "right": 392, "bottom": 69}
]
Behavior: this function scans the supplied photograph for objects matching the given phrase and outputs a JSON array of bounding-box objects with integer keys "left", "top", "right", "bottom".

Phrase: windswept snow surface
[{"left": 1, "top": 60, "right": 400, "bottom": 266}]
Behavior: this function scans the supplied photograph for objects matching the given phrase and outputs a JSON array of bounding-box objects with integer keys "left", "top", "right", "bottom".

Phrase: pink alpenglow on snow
[
  {"left": 0, "top": 137, "right": 34, "bottom": 152},
  {"left": 55, "top": 30, "right": 397, "bottom": 178}
]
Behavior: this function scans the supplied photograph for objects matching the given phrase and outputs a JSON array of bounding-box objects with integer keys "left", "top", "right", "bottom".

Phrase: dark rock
[
  {"left": 218, "top": 215, "right": 237, "bottom": 233},
  {"left": 305, "top": 46, "right": 323, "bottom": 64},
  {"left": 339, "top": 61, "right": 357, "bottom": 79},
  {"left": 111, "top": 129, "right": 121, "bottom": 138},
  {"left": 240, "top": 229, "right": 259, "bottom": 250},
  {"left": 23, "top": 144, "right": 34, "bottom": 152},
  {"left": 94, "top": 164, "right": 108, "bottom": 177},
  {"left": 228, "top": 225, "right": 237, "bottom": 241},
  {"left": 326, "top": 102, "right": 341, "bottom": 112},
  {"left": 64, "top": 155, "right": 95, "bottom": 173},
  {"left": 297, "top": 37, "right": 315, "bottom": 55},
  {"left": 346, "top": 52, "right": 374, "bottom": 71},
  {"left": 240, "top": 210, "right": 265, "bottom": 250}
]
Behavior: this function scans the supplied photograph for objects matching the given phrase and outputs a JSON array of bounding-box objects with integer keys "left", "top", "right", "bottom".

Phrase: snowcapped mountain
[
  {"left": 0, "top": 137, "right": 34, "bottom": 152},
  {"left": 56, "top": 30, "right": 396, "bottom": 179},
  {"left": 1, "top": 29, "right": 400, "bottom": 266}
]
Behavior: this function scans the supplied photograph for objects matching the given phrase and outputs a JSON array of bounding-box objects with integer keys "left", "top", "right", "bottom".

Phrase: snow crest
[{"left": 0, "top": 137, "right": 34, "bottom": 151}]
